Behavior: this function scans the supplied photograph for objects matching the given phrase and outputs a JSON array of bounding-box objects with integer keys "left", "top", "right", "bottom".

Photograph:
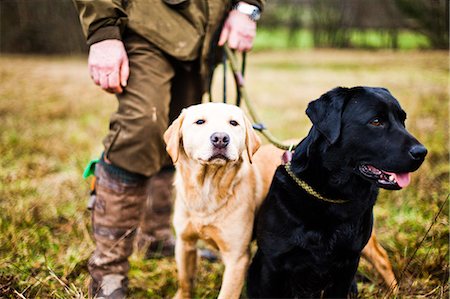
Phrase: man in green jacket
[{"left": 74, "top": 0, "right": 264, "bottom": 297}]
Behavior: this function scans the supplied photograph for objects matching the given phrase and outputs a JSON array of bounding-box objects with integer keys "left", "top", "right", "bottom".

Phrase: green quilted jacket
[{"left": 74, "top": 0, "right": 264, "bottom": 88}]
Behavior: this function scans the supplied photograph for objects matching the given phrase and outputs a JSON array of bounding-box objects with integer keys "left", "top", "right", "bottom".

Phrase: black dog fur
[{"left": 247, "top": 87, "right": 427, "bottom": 298}]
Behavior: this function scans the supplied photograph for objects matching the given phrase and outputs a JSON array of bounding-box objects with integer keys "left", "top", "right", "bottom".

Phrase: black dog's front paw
[{"left": 349, "top": 278, "right": 358, "bottom": 299}]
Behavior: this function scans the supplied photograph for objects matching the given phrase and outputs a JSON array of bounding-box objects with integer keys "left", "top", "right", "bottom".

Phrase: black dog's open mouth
[{"left": 359, "top": 165, "right": 411, "bottom": 190}]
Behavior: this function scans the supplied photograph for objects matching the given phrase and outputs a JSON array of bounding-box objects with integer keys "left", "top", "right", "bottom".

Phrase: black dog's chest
[
  {"left": 287, "top": 220, "right": 367, "bottom": 264},
  {"left": 261, "top": 175, "right": 375, "bottom": 278},
  {"left": 264, "top": 219, "right": 369, "bottom": 297},
  {"left": 295, "top": 222, "right": 365, "bottom": 252}
]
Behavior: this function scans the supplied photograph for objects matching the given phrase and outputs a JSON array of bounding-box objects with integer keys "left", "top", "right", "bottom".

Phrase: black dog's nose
[
  {"left": 409, "top": 144, "right": 427, "bottom": 160},
  {"left": 210, "top": 132, "right": 230, "bottom": 149}
]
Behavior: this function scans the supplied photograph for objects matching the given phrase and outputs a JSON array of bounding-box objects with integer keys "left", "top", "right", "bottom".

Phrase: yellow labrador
[
  {"left": 164, "top": 103, "right": 398, "bottom": 298},
  {"left": 164, "top": 103, "right": 264, "bottom": 299}
]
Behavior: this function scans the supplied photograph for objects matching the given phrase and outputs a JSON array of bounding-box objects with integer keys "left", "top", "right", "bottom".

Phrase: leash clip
[
  {"left": 252, "top": 123, "right": 267, "bottom": 131},
  {"left": 281, "top": 144, "right": 295, "bottom": 164}
]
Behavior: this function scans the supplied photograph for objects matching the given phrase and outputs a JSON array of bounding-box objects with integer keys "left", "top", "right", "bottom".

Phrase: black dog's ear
[{"left": 306, "top": 87, "right": 348, "bottom": 145}]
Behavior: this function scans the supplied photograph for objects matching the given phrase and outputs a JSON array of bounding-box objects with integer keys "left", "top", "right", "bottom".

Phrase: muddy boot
[
  {"left": 88, "top": 161, "right": 149, "bottom": 299},
  {"left": 136, "top": 166, "right": 176, "bottom": 258}
]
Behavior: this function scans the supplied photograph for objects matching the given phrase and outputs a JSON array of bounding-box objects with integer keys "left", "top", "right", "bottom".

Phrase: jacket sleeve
[{"left": 73, "top": 0, "right": 128, "bottom": 46}]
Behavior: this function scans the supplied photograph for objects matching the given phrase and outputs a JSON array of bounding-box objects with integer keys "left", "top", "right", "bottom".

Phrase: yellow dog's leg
[
  {"left": 217, "top": 249, "right": 251, "bottom": 299},
  {"left": 174, "top": 236, "right": 198, "bottom": 299}
]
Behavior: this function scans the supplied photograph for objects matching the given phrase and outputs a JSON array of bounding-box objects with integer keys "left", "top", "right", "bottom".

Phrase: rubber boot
[
  {"left": 88, "top": 162, "right": 149, "bottom": 299},
  {"left": 136, "top": 166, "right": 176, "bottom": 258}
]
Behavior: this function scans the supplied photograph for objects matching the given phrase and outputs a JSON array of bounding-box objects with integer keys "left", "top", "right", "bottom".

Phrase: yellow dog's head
[{"left": 164, "top": 103, "right": 261, "bottom": 165}]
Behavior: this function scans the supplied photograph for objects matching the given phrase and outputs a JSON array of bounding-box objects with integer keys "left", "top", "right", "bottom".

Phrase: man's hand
[
  {"left": 218, "top": 7, "right": 257, "bottom": 52},
  {"left": 88, "top": 39, "right": 129, "bottom": 94}
]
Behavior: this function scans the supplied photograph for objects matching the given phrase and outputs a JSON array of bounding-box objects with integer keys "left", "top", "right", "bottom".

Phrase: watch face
[{"left": 251, "top": 11, "right": 261, "bottom": 21}]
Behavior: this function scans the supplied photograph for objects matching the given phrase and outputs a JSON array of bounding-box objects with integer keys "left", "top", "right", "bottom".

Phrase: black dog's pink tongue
[{"left": 386, "top": 172, "right": 411, "bottom": 188}]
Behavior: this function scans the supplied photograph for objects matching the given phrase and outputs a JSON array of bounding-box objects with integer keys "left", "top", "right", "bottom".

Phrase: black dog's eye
[
  {"left": 229, "top": 120, "right": 239, "bottom": 126},
  {"left": 195, "top": 119, "right": 205, "bottom": 125},
  {"left": 370, "top": 118, "right": 383, "bottom": 127}
]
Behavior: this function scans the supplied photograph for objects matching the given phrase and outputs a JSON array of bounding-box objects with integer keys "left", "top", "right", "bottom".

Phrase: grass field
[{"left": 0, "top": 49, "right": 448, "bottom": 298}]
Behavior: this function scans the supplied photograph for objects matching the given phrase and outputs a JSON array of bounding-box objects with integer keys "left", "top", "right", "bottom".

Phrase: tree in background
[
  {"left": 0, "top": 0, "right": 448, "bottom": 54},
  {"left": 260, "top": 0, "right": 449, "bottom": 50},
  {"left": 394, "top": 0, "right": 449, "bottom": 49},
  {"left": 310, "top": 0, "right": 353, "bottom": 48}
]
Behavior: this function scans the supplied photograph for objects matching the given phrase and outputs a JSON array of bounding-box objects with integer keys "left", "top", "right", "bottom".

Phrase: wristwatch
[{"left": 233, "top": 2, "right": 261, "bottom": 22}]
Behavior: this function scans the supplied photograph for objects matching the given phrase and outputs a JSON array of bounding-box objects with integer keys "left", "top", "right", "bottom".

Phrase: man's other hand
[
  {"left": 88, "top": 39, "right": 129, "bottom": 94},
  {"left": 218, "top": 7, "right": 257, "bottom": 52}
]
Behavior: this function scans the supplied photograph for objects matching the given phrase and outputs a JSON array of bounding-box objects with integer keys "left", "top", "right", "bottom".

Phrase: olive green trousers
[{"left": 103, "top": 29, "right": 203, "bottom": 177}]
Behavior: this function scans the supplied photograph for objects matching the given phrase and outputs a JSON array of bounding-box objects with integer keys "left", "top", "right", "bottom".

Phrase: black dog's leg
[
  {"left": 247, "top": 250, "right": 290, "bottom": 298},
  {"left": 323, "top": 281, "right": 354, "bottom": 298},
  {"left": 246, "top": 251, "right": 262, "bottom": 298},
  {"left": 349, "top": 278, "right": 358, "bottom": 299},
  {"left": 324, "top": 260, "right": 360, "bottom": 298}
]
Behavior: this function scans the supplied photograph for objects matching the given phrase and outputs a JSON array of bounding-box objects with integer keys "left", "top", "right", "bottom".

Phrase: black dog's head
[{"left": 306, "top": 86, "right": 427, "bottom": 190}]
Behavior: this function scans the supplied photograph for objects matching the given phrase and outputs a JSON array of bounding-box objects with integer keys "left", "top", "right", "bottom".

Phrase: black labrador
[{"left": 247, "top": 87, "right": 427, "bottom": 298}]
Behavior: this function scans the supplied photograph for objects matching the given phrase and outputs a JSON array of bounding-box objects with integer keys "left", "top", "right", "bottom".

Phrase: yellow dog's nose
[{"left": 210, "top": 132, "right": 230, "bottom": 149}]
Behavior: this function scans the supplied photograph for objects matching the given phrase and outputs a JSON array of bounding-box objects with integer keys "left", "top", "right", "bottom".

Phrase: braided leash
[
  {"left": 284, "top": 162, "right": 349, "bottom": 204},
  {"left": 223, "top": 45, "right": 295, "bottom": 151}
]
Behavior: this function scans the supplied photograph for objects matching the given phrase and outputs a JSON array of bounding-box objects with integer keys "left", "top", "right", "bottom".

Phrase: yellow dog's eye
[
  {"left": 230, "top": 120, "right": 239, "bottom": 126},
  {"left": 195, "top": 119, "right": 205, "bottom": 125}
]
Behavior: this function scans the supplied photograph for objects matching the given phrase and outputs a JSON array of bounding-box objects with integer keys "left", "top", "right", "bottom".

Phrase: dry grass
[{"left": 0, "top": 50, "right": 448, "bottom": 298}]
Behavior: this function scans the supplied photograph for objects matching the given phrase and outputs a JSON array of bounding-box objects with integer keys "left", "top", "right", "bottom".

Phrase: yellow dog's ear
[
  {"left": 244, "top": 114, "right": 261, "bottom": 164},
  {"left": 163, "top": 109, "right": 186, "bottom": 163}
]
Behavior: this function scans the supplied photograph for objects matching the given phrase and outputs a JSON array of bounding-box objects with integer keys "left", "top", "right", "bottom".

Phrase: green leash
[{"left": 224, "top": 45, "right": 295, "bottom": 151}]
